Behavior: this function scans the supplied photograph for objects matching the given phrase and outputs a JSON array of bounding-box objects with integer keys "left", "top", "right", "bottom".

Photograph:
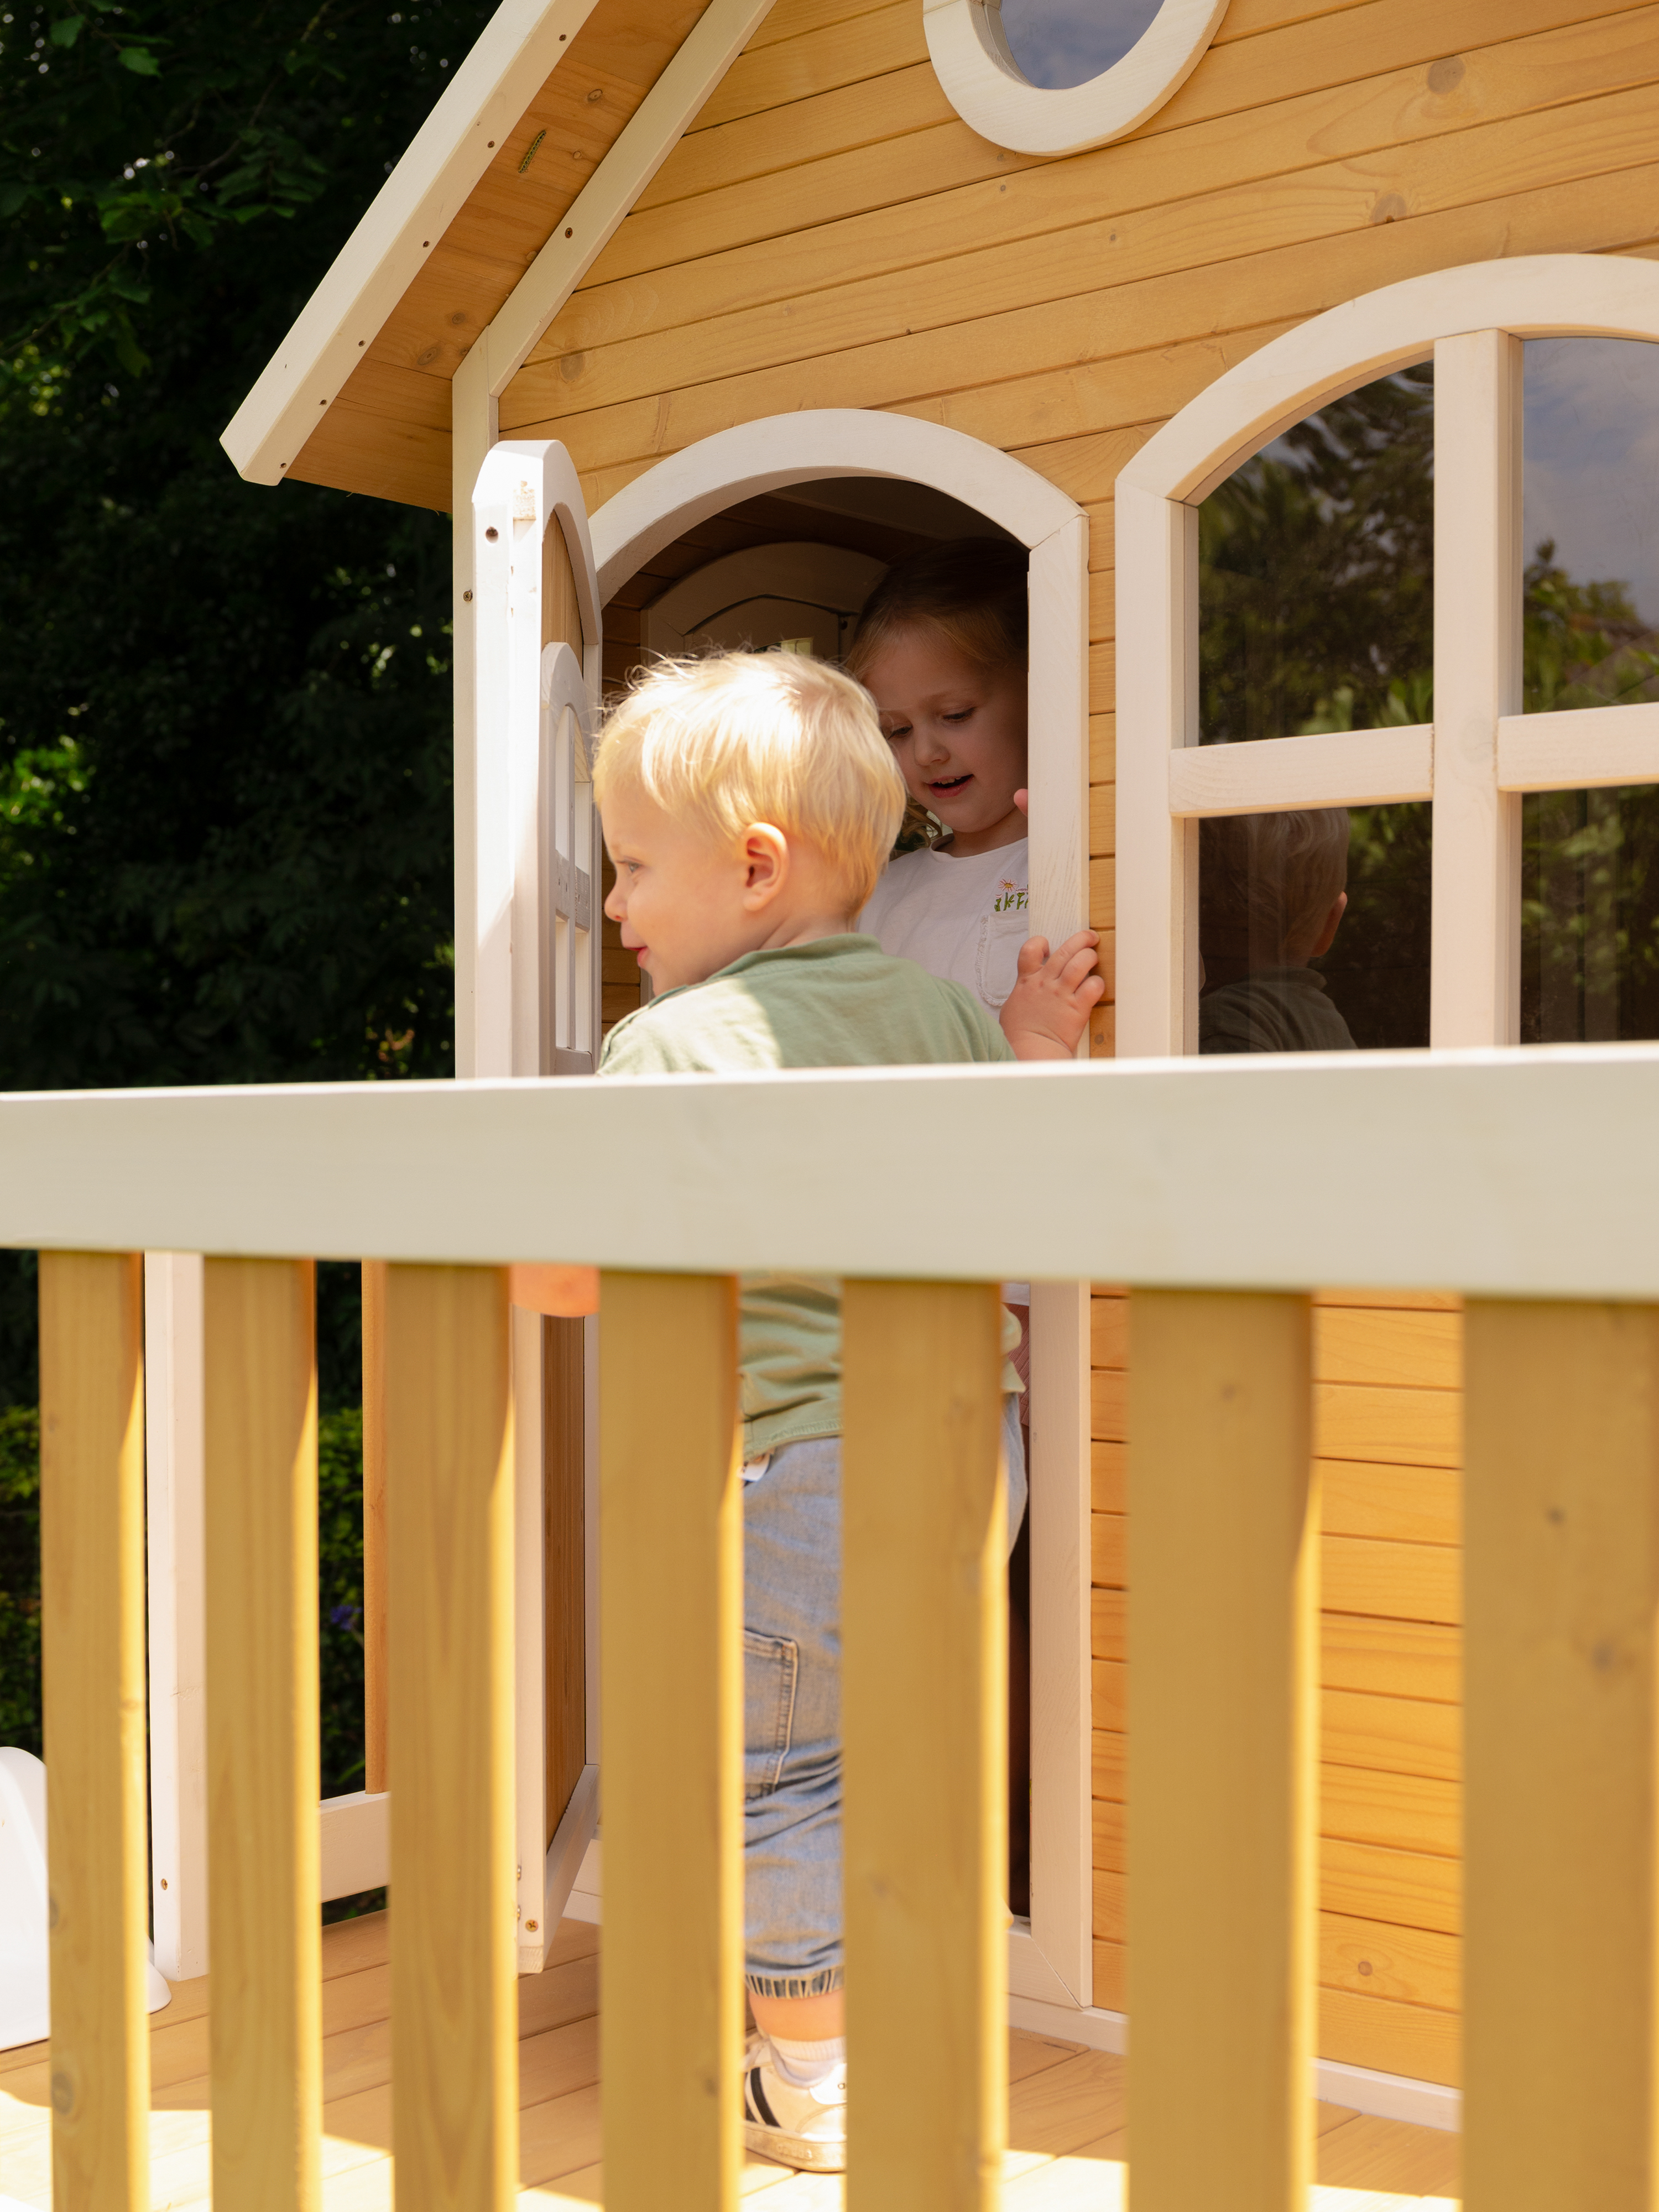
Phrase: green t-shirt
[{"left": 598, "top": 933, "right": 1015, "bottom": 1455}]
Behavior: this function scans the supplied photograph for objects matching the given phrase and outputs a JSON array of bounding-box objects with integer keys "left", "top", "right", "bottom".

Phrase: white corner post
[
  {"left": 1432, "top": 328, "right": 1524, "bottom": 1048},
  {"left": 145, "top": 1252, "right": 208, "bottom": 1982}
]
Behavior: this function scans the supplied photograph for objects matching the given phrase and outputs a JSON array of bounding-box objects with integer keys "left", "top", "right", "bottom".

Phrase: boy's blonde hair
[
  {"left": 594, "top": 650, "right": 907, "bottom": 911},
  {"left": 1199, "top": 808, "right": 1350, "bottom": 967}
]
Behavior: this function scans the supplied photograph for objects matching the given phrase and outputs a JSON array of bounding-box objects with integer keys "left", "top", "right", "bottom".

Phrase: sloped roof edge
[{"left": 222, "top": 0, "right": 602, "bottom": 487}]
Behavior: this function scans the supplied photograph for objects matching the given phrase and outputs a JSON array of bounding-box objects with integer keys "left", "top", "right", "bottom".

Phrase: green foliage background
[{"left": 0, "top": 0, "right": 493, "bottom": 1793}]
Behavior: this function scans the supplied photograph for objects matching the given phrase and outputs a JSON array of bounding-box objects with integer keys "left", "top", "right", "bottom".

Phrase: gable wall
[{"left": 500, "top": 0, "right": 1659, "bottom": 2084}]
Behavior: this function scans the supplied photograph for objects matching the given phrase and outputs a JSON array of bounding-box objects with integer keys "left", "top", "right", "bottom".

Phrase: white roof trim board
[{"left": 221, "top": 0, "right": 604, "bottom": 488}]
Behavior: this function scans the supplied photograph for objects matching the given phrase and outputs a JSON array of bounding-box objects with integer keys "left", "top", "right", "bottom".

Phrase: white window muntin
[
  {"left": 924, "top": 0, "right": 1226, "bottom": 158},
  {"left": 1115, "top": 253, "right": 1659, "bottom": 1056}
]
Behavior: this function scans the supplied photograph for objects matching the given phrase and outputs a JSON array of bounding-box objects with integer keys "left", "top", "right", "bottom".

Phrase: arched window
[{"left": 1116, "top": 254, "right": 1659, "bottom": 1056}]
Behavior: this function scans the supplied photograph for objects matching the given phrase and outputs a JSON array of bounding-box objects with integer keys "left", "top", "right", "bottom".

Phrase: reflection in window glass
[
  {"left": 1524, "top": 339, "right": 1659, "bottom": 714},
  {"left": 1199, "top": 368, "right": 1433, "bottom": 743},
  {"left": 998, "top": 0, "right": 1160, "bottom": 90},
  {"left": 1198, "top": 803, "right": 1430, "bottom": 1053},
  {"left": 1522, "top": 786, "right": 1659, "bottom": 1043}
]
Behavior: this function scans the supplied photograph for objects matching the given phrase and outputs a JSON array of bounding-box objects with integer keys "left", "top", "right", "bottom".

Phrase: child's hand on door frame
[{"left": 999, "top": 929, "right": 1105, "bottom": 1060}]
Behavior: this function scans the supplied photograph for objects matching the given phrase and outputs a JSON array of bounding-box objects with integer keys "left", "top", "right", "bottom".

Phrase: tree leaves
[{"left": 0, "top": 0, "right": 489, "bottom": 399}]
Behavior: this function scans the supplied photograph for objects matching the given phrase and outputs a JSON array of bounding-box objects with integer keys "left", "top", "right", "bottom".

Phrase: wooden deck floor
[{"left": 0, "top": 1913, "right": 1459, "bottom": 2209}]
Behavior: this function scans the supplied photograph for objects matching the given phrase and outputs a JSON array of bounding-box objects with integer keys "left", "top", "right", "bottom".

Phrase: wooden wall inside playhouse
[{"left": 504, "top": 0, "right": 1659, "bottom": 2086}]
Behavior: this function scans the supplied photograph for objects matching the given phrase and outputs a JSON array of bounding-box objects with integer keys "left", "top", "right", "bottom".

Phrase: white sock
[{"left": 767, "top": 2033, "right": 846, "bottom": 2089}]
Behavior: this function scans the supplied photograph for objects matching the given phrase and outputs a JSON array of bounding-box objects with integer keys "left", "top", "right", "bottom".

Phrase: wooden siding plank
[
  {"left": 1093, "top": 1442, "right": 1133, "bottom": 1513},
  {"left": 1128, "top": 1291, "right": 1315, "bottom": 2212},
  {"left": 38, "top": 1251, "right": 150, "bottom": 2212},
  {"left": 843, "top": 1280, "right": 1007, "bottom": 2210},
  {"left": 1315, "top": 1307, "right": 1462, "bottom": 1391},
  {"left": 531, "top": 13, "right": 1659, "bottom": 401},
  {"left": 1089, "top": 713, "right": 1117, "bottom": 786},
  {"left": 1315, "top": 1382, "right": 1462, "bottom": 1468},
  {"left": 1322, "top": 1765, "right": 1459, "bottom": 1861},
  {"left": 561, "top": 319, "right": 1296, "bottom": 512},
  {"left": 1321, "top": 1838, "right": 1460, "bottom": 1937},
  {"left": 1089, "top": 784, "right": 1115, "bottom": 859},
  {"left": 1321, "top": 1910, "right": 1459, "bottom": 2012},
  {"left": 1092, "top": 1588, "right": 1125, "bottom": 1662},
  {"left": 202, "top": 1258, "right": 322, "bottom": 2212},
  {"left": 598, "top": 1272, "right": 742, "bottom": 2212},
  {"left": 1092, "top": 1368, "right": 1127, "bottom": 1442},
  {"left": 1092, "top": 1730, "right": 1125, "bottom": 1804},
  {"left": 746, "top": 0, "right": 898, "bottom": 52},
  {"left": 547, "top": 143, "right": 1659, "bottom": 494},
  {"left": 570, "top": 1, "right": 1656, "bottom": 324},
  {"left": 1093, "top": 1520, "right": 1462, "bottom": 1624},
  {"left": 1324, "top": 1687, "right": 1460, "bottom": 1783},
  {"left": 385, "top": 1264, "right": 518, "bottom": 2212},
  {"left": 1321, "top": 1458, "right": 1460, "bottom": 1547},
  {"left": 1090, "top": 1297, "right": 1128, "bottom": 1371},
  {"left": 1153, "top": 0, "right": 1637, "bottom": 138},
  {"left": 692, "top": 0, "right": 925, "bottom": 131},
  {"left": 1092, "top": 1515, "right": 1125, "bottom": 1590},
  {"left": 1321, "top": 1616, "right": 1460, "bottom": 1705},
  {"left": 1323, "top": 1533, "right": 1462, "bottom": 1626},
  {"left": 637, "top": 59, "right": 956, "bottom": 211},
  {"left": 1319, "top": 1985, "right": 1459, "bottom": 2088}
]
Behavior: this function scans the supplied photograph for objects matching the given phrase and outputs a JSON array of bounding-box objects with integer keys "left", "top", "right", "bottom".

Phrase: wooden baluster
[
  {"left": 599, "top": 1272, "right": 742, "bottom": 2212},
  {"left": 202, "top": 1258, "right": 322, "bottom": 2212},
  {"left": 1128, "top": 1290, "right": 1316, "bottom": 2212},
  {"left": 362, "top": 1259, "right": 389, "bottom": 1794},
  {"left": 842, "top": 1279, "right": 1008, "bottom": 2212},
  {"left": 39, "top": 1250, "right": 150, "bottom": 2212},
  {"left": 1464, "top": 1298, "right": 1659, "bottom": 2211},
  {"left": 386, "top": 1264, "right": 518, "bottom": 2212}
]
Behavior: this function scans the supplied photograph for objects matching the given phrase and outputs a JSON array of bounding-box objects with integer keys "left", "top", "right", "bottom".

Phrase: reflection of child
[
  {"left": 1198, "top": 809, "right": 1357, "bottom": 1052},
  {"left": 510, "top": 650, "right": 1099, "bottom": 2176}
]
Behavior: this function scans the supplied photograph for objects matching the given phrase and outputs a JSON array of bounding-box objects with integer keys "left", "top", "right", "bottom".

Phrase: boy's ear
[
  {"left": 740, "top": 823, "right": 790, "bottom": 908},
  {"left": 1311, "top": 891, "right": 1348, "bottom": 958}
]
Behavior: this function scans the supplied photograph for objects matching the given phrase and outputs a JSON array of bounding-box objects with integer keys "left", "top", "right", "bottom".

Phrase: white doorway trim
[{"left": 592, "top": 407, "right": 1096, "bottom": 2007}]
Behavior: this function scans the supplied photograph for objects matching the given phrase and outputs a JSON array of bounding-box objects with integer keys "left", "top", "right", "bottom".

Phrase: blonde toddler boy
[{"left": 513, "top": 650, "right": 1099, "bottom": 2172}]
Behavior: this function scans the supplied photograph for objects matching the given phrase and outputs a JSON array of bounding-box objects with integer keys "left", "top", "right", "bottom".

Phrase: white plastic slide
[{"left": 0, "top": 1746, "right": 171, "bottom": 2053}]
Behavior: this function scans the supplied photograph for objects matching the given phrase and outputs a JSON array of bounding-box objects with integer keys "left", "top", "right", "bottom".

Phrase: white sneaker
[{"left": 740, "top": 2033, "right": 848, "bottom": 2172}]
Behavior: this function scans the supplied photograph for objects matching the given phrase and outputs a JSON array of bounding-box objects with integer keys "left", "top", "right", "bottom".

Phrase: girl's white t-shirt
[
  {"left": 858, "top": 837, "right": 1030, "bottom": 1014},
  {"left": 859, "top": 836, "right": 1033, "bottom": 1311}
]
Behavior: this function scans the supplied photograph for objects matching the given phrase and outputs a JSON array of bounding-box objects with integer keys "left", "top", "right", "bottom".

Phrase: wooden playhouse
[{"left": 15, "top": 0, "right": 1659, "bottom": 2205}]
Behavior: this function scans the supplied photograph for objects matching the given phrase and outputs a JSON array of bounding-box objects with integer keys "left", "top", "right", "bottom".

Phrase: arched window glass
[
  {"left": 1199, "top": 369, "right": 1433, "bottom": 744},
  {"left": 998, "top": 0, "right": 1160, "bottom": 90},
  {"left": 1520, "top": 338, "right": 1659, "bottom": 1042}
]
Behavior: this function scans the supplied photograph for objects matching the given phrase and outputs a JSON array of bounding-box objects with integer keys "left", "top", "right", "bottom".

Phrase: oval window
[
  {"left": 998, "top": 0, "right": 1160, "bottom": 91},
  {"left": 924, "top": 0, "right": 1226, "bottom": 157}
]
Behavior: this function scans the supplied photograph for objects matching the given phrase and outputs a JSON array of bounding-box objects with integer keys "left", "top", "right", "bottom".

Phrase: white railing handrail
[{"left": 3, "top": 1044, "right": 1658, "bottom": 1296}]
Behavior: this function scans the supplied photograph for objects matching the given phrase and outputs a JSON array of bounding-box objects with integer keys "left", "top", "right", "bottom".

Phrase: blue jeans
[{"left": 740, "top": 1396, "right": 1027, "bottom": 1997}]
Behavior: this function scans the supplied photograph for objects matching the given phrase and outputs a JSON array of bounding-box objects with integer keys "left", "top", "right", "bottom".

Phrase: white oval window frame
[{"left": 924, "top": 0, "right": 1227, "bottom": 156}]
